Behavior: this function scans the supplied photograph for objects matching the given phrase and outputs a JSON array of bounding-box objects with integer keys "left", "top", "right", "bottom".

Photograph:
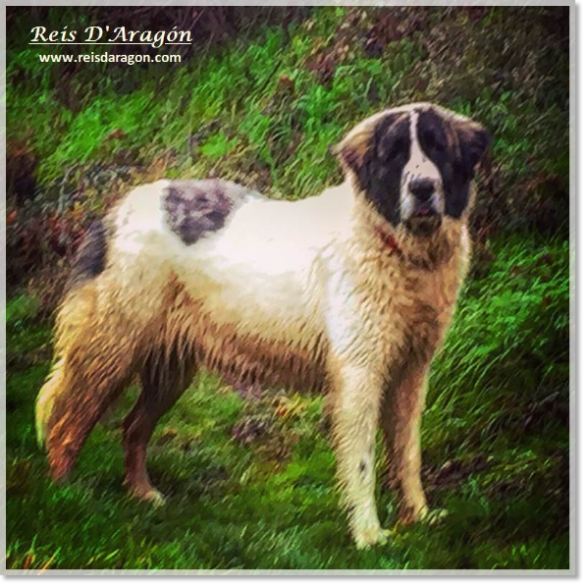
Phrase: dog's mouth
[
  {"left": 413, "top": 205, "right": 436, "bottom": 218},
  {"left": 405, "top": 209, "right": 442, "bottom": 236}
]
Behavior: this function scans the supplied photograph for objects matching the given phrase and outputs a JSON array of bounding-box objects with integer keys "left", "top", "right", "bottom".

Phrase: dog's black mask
[{"left": 338, "top": 106, "right": 489, "bottom": 231}]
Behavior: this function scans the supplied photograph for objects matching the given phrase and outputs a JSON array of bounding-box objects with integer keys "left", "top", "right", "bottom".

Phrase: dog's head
[{"left": 336, "top": 103, "right": 489, "bottom": 236}]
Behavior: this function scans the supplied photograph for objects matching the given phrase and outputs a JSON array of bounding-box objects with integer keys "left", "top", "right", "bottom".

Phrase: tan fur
[{"left": 36, "top": 103, "right": 485, "bottom": 549}]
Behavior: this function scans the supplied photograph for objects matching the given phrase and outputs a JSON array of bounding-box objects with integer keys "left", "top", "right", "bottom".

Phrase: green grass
[
  {"left": 6, "top": 5, "right": 569, "bottom": 571},
  {"left": 6, "top": 235, "right": 569, "bottom": 570}
]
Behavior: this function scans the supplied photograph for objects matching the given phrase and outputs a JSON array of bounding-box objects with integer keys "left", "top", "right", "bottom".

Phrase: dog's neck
[
  {"left": 376, "top": 225, "right": 403, "bottom": 256},
  {"left": 354, "top": 197, "right": 467, "bottom": 272},
  {"left": 400, "top": 224, "right": 465, "bottom": 271}
]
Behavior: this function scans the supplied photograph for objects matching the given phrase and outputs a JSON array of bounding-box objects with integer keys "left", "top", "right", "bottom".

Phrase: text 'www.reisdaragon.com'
[{"left": 37, "top": 52, "right": 183, "bottom": 65}]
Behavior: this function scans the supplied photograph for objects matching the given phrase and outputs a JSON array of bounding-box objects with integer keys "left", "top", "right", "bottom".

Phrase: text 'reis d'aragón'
[{"left": 30, "top": 26, "right": 193, "bottom": 48}]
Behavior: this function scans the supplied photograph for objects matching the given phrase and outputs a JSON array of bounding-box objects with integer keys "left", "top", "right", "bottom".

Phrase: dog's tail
[
  {"left": 35, "top": 285, "right": 99, "bottom": 449},
  {"left": 35, "top": 220, "right": 108, "bottom": 449},
  {"left": 35, "top": 357, "right": 65, "bottom": 448},
  {"left": 36, "top": 216, "right": 153, "bottom": 481}
]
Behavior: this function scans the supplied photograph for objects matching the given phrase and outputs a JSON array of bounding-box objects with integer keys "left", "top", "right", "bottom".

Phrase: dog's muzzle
[{"left": 404, "top": 178, "right": 442, "bottom": 235}]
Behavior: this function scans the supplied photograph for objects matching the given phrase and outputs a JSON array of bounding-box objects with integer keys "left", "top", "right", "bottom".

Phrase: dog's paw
[
  {"left": 398, "top": 503, "right": 428, "bottom": 525},
  {"left": 143, "top": 489, "right": 167, "bottom": 508},
  {"left": 354, "top": 526, "right": 392, "bottom": 550},
  {"left": 129, "top": 486, "right": 167, "bottom": 508}
]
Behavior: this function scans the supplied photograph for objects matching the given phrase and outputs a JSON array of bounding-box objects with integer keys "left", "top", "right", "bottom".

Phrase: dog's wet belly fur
[{"left": 165, "top": 293, "right": 330, "bottom": 394}]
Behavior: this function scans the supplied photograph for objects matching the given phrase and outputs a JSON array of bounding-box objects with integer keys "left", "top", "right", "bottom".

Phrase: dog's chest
[{"left": 384, "top": 261, "right": 463, "bottom": 363}]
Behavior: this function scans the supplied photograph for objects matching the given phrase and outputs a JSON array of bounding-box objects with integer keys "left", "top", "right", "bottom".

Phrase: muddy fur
[{"left": 36, "top": 103, "right": 488, "bottom": 549}]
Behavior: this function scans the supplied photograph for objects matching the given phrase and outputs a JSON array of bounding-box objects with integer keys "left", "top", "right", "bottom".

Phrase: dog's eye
[
  {"left": 423, "top": 131, "right": 445, "bottom": 152},
  {"left": 383, "top": 138, "right": 407, "bottom": 161}
]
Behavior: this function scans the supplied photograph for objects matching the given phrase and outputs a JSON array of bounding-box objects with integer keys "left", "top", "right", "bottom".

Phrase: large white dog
[{"left": 36, "top": 102, "right": 488, "bottom": 548}]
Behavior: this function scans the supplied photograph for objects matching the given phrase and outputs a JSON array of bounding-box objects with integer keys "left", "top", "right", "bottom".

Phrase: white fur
[
  {"left": 399, "top": 110, "right": 444, "bottom": 220},
  {"left": 110, "top": 181, "right": 358, "bottom": 344}
]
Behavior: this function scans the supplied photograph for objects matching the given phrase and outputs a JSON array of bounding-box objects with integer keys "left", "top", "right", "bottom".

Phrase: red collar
[{"left": 377, "top": 226, "right": 402, "bottom": 256}]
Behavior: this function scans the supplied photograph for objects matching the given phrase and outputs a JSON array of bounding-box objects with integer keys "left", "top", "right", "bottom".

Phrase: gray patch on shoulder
[{"left": 162, "top": 179, "right": 256, "bottom": 245}]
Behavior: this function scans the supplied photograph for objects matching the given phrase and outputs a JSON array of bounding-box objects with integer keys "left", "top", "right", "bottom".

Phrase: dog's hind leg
[{"left": 122, "top": 349, "right": 196, "bottom": 505}]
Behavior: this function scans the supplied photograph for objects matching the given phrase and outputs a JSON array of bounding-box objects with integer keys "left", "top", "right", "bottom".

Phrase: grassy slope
[
  {"left": 6, "top": 236, "right": 569, "bottom": 570},
  {"left": 6, "top": 7, "right": 569, "bottom": 570}
]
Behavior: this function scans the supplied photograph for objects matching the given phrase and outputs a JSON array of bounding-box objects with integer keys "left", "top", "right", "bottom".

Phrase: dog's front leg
[
  {"left": 381, "top": 365, "right": 430, "bottom": 524},
  {"left": 330, "top": 361, "right": 389, "bottom": 549}
]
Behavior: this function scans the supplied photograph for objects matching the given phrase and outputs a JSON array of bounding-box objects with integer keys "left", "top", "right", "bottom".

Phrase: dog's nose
[{"left": 409, "top": 178, "right": 435, "bottom": 201}]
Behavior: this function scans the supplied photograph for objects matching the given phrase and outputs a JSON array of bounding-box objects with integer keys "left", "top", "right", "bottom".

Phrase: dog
[{"left": 36, "top": 102, "right": 488, "bottom": 549}]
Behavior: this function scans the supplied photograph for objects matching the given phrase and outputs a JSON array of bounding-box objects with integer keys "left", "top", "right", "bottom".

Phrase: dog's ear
[
  {"left": 457, "top": 120, "right": 490, "bottom": 174},
  {"left": 334, "top": 126, "right": 373, "bottom": 177},
  {"left": 335, "top": 113, "right": 408, "bottom": 179}
]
